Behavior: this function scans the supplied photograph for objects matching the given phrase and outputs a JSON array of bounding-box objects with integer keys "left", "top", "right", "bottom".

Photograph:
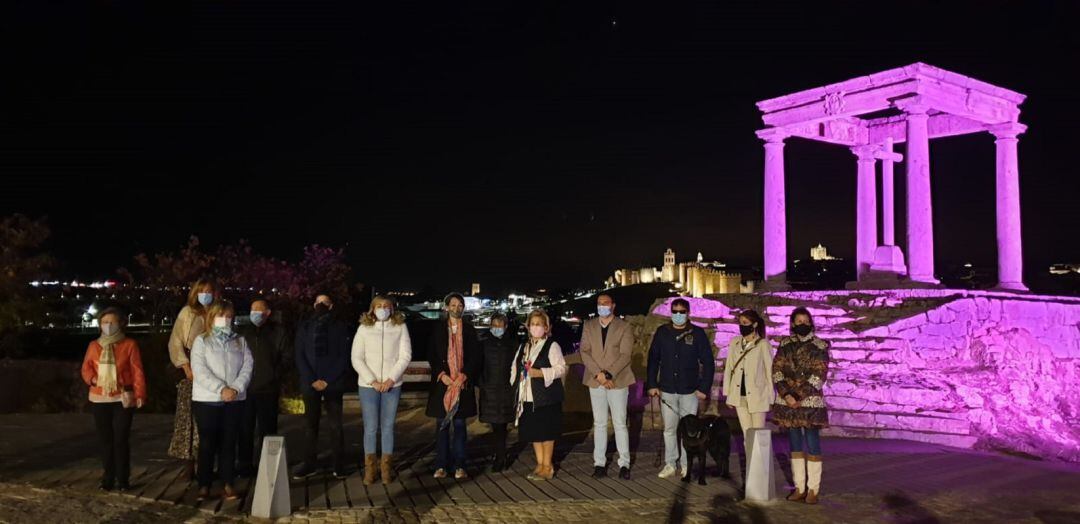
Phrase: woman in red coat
[{"left": 81, "top": 307, "right": 147, "bottom": 492}]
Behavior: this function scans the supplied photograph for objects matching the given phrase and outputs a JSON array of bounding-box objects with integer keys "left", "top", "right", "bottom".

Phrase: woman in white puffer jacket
[{"left": 351, "top": 295, "right": 412, "bottom": 484}]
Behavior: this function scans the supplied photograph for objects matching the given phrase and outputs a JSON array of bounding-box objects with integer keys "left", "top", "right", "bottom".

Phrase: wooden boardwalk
[{"left": 3, "top": 411, "right": 1080, "bottom": 521}]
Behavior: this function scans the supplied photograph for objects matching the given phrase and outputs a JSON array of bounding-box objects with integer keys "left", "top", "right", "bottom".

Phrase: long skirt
[{"left": 167, "top": 379, "right": 200, "bottom": 460}]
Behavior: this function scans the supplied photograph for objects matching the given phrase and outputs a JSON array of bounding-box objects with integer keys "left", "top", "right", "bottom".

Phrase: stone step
[
  {"left": 826, "top": 380, "right": 955, "bottom": 407},
  {"left": 828, "top": 409, "right": 972, "bottom": 435},
  {"left": 823, "top": 425, "right": 979, "bottom": 449},
  {"left": 831, "top": 360, "right": 912, "bottom": 374},
  {"left": 826, "top": 395, "right": 969, "bottom": 421}
]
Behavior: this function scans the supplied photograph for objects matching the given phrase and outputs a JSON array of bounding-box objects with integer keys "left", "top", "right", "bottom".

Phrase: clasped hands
[
  {"left": 220, "top": 386, "right": 239, "bottom": 402},
  {"left": 440, "top": 373, "right": 467, "bottom": 389},
  {"left": 370, "top": 378, "right": 396, "bottom": 392}
]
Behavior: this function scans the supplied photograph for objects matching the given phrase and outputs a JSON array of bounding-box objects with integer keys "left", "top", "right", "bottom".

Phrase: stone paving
[{"left": 1, "top": 410, "right": 1079, "bottom": 523}]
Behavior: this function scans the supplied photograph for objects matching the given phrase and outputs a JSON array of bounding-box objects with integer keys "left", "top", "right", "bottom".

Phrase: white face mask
[
  {"left": 529, "top": 325, "right": 546, "bottom": 339},
  {"left": 101, "top": 323, "right": 119, "bottom": 337},
  {"left": 375, "top": 308, "right": 391, "bottom": 321}
]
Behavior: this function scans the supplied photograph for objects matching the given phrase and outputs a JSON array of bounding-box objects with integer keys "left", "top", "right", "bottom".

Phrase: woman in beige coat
[
  {"left": 167, "top": 278, "right": 219, "bottom": 479},
  {"left": 723, "top": 309, "right": 775, "bottom": 448}
]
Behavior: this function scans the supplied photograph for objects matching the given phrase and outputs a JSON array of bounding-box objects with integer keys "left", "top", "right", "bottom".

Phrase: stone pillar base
[
  {"left": 992, "top": 282, "right": 1030, "bottom": 293},
  {"left": 870, "top": 245, "right": 907, "bottom": 275}
]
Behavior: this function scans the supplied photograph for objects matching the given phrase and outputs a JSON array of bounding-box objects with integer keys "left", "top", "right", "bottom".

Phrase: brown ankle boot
[
  {"left": 363, "top": 454, "right": 379, "bottom": 485},
  {"left": 380, "top": 454, "right": 395, "bottom": 484},
  {"left": 787, "top": 489, "right": 806, "bottom": 502},
  {"left": 805, "top": 489, "right": 819, "bottom": 505}
]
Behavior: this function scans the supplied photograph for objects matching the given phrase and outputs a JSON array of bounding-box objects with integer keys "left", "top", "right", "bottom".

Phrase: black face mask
[
  {"left": 739, "top": 324, "right": 755, "bottom": 336},
  {"left": 315, "top": 303, "right": 331, "bottom": 316},
  {"left": 792, "top": 324, "right": 813, "bottom": 337}
]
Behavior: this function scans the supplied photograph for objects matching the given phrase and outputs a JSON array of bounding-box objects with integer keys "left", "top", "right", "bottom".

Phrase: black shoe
[
  {"left": 619, "top": 467, "right": 631, "bottom": 480},
  {"left": 98, "top": 481, "right": 114, "bottom": 492},
  {"left": 332, "top": 469, "right": 349, "bottom": 480},
  {"left": 491, "top": 456, "right": 507, "bottom": 473},
  {"left": 292, "top": 463, "right": 317, "bottom": 480},
  {"left": 117, "top": 482, "right": 131, "bottom": 492},
  {"left": 592, "top": 466, "right": 607, "bottom": 479}
]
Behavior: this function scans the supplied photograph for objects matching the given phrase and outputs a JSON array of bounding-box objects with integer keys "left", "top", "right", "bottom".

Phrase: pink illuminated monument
[{"left": 755, "top": 63, "right": 1028, "bottom": 291}]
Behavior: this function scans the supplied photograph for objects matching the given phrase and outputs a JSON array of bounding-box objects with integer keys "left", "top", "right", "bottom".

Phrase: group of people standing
[{"left": 79, "top": 279, "right": 830, "bottom": 505}]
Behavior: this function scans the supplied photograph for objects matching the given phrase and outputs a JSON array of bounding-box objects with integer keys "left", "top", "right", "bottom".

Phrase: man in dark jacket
[
  {"left": 646, "top": 298, "right": 715, "bottom": 480},
  {"left": 293, "top": 294, "right": 351, "bottom": 479},
  {"left": 236, "top": 298, "right": 290, "bottom": 477}
]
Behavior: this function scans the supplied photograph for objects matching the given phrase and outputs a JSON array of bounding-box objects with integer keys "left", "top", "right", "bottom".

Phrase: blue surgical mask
[
  {"left": 197, "top": 292, "right": 214, "bottom": 306},
  {"left": 490, "top": 327, "right": 505, "bottom": 338},
  {"left": 249, "top": 311, "right": 266, "bottom": 326},
  {"left": 375, "top": 308, "right": 391, "bottom": 321},
  {"left": 597, "top": 305, "right": 612, "bottom": 318},
  {"left": 671, "top": 312, "right": 688, "bottom": 326}
]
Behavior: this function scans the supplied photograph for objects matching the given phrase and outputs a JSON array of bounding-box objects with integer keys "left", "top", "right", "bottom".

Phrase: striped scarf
[{"left": 442, "top": 321, "right": 464, "bottom": 414}]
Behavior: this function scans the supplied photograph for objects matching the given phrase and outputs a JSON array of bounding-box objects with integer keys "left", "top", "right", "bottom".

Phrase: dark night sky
[{"left": 2, "top": 1, "right": 1078, "bottom": 293}]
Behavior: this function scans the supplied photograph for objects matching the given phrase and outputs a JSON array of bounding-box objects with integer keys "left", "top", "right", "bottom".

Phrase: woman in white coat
[
  {"left": 351, "top": 296, "right": 412, "bottom": 485},
  {"left": 723, "top": 309, "right": 775, "bottom": 449}
]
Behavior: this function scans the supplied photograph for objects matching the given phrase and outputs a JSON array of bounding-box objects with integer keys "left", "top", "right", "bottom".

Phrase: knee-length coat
[{"left": 771, "top": 334, "right": 830, "bottom": 429}]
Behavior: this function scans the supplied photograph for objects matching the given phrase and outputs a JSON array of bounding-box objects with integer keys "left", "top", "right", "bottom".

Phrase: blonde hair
[
  {"left": 526, "top": 309, "right": 551, "bottom": 338},
  {"left": 201, "top": 300, "right": 236, "bottom": 339},
  {"left": 186, "top": 278, "right": 218, "bottom": 313},
  {"left": 360, "top": 295, "right": 406, "bottom": 326}
]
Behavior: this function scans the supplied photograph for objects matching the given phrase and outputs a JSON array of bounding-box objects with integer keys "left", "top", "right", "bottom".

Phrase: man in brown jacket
[{"left": 579, "top": 293, "right": 635, "bottom": 479}]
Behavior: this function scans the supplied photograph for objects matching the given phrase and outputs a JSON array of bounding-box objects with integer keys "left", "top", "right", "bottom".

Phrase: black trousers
[
  {"left": 491, "top": 423, "right": 508, "bottom": 462},
  {"left": 302, "top": 390, "right": 344, "bottom": 471},
  {"left": 91, "top": 402, "right": 135, "bottom": 485},
  {"left": 237, "top": 391, "right": 280, "bottom": 470},
  {"left": 193, "top": 401, "right": 243, "bottom": 488}
]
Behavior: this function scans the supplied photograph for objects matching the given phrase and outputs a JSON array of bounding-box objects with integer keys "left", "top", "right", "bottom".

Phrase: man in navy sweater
[
  {"left": 293, "top": 294, "right": 351, "bottom": 479},
  {"left": 646, "top": 298, "right": 715, "bottom": 479}
]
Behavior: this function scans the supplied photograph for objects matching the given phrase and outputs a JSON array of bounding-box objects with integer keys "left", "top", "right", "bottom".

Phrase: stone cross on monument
[{"left": 754, "top": 63, "right": 1028, "bottom": 291}]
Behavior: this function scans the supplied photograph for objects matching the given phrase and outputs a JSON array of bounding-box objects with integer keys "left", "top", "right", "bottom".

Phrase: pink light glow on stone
[{"left": 676, "top": 290, "right": 1080, "bottom": 462}]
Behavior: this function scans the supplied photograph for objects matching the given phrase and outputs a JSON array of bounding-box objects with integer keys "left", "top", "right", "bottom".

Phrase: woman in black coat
[
  {"left": 425, "top": 294, "right": 480, "bottom": 479},
  {"left": 478, "top": 313, "right": 518, "bottom": 471}
]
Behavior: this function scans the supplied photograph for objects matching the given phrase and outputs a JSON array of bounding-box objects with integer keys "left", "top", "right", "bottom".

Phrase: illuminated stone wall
[{"left": 640, "top": 290, "right": 1080, "bottom": 462}]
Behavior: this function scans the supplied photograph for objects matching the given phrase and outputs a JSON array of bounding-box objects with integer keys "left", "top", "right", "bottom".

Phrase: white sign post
[
  {"left": 251, "top": 436, "right": 291, "bottom": 518},
  {"left": 744, "top": 428, "right": 777, "bottom": 503}
]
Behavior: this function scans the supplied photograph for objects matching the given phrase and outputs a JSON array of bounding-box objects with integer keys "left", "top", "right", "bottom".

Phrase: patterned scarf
[
  {"left": 96, "top": 330, "right": 126, "bottom": 395},
  {"left": 442, "top": 320, "right": 464, "bottom": 414}
]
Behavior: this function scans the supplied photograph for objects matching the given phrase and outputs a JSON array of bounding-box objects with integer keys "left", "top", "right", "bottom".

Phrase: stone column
[
  {"left": 881, "top": 137, "right": 896, "bottom": 246},
  {"left": 989, "top": 122, "right": 1028, "bottom": 291},
  {"left": 757, "top": 128, "right": 789, "bottom": 289},
  {"left": 896, "top": 98, "right": 938, "bottom": 284},
  {"left": 852, "top": 145, "right": 878, "bottom": 279}
]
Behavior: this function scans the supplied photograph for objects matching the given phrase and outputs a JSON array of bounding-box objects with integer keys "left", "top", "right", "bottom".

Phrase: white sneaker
[
  {"left": 680, "top": 467, "right": 688, "bottom": 478},
  {"left": 658, "top": 464, "right": 677, "bottom": 478}
]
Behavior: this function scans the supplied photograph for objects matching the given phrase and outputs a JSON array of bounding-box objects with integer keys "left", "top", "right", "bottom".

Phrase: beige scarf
[{"left": 96, "top": 330, "right": 126, "bottom": 395}]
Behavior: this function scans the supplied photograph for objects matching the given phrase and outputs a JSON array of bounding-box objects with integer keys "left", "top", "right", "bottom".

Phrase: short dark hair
[
  {"left": 490, "top": 312, "right": 508, "bottom": 325},
  {"left": 97, "top": 307, "right": 128, "bottom": 327},
  {"left": 737, "top": 309, "right": 767, "bottom": 339},
  {"left": 790, "top": 307, "right": 814, "bottom": 330},
  {"left": 671, "top": 298, "right": 690, "bottom": 311},
  {"left": 597, "top": 293, "right": 614, "bottom": 303},
  {"left": 444, "top": 292, "right": 465, "bottom": 307}
]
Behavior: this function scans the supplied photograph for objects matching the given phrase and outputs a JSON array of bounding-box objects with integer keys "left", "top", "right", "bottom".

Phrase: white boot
[
  {"left": 786, "top": 452, "right": 806, "bottom": 501},
  {"left": 806, "top": 455, "right": 822, "bottom": 504}
]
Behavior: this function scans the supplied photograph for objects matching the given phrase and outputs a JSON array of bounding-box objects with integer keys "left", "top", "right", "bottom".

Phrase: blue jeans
[
  {"left": 434, "top": 418, "right": 467, "bottom": 470},
  {"left": 788, "top": 427, "right": 822, "bottom": 456},
  {"left": 359, "top": 386, "right": 402, "bottom": 455},
  {"left": 589, "top": 386, "right": 630, "bottom": 468}
]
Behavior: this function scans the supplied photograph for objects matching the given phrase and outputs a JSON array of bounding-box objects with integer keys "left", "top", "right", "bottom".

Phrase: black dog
[{"left": 676, "top": 414, "right": 732, "bottom": 485}]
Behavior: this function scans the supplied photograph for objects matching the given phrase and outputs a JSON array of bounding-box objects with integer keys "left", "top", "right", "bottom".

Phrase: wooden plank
[
  {"left": 472, "top": 471, "right": 513, "bottom": 503},
  {"left": 413, "top": 467, "right": 453, "bottom": 505},
  {"left": 559, "top": 455, "right": 628, "bottom": 500},
  {"left": 139, "top": 466, "right": 179, "bottom": 501},
  {"left": 326, "top": 477, "right": 349, "bottom": 509},
  {"left": 307, "top": 475, "right": 330, "bottom": 510},
  {"left": 343, "top": 473, "right": 373, "bottom": 508},
  {"left": 382, "top": 481, "right": 413, "bottom": 508},
  {"left": 399, "top": 464, "right": 436, "bottom": 508},
  {"left": 551, "top": 464, "right": 605, "bottom": 501},
  {"left": 503, "top": 455, "right": 568, "bottom": 501},
  {"left": 455, "top": 473, "right": 495, "bottom": 504},
  {"left": 493, "top": 462, "right": 548, "bottom": 502},
  {"left": 433, "top": 475, "right": 471, "bottom": 504}
]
